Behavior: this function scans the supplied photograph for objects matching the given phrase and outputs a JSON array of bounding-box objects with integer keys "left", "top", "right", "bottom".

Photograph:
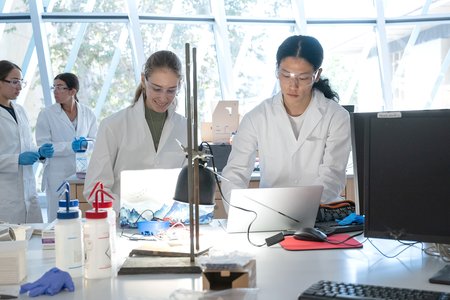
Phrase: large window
[
  {"left": 1, "top": 0, "right": 450, "bottom": 138},
  {"left": 2, "top": 0, "right": 450, "bottom": 194}
]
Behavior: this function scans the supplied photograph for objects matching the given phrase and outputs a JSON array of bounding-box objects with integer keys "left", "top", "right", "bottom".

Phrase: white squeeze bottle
[
  {"left": 83, "top": 203, "right": 111, "bottom": 279},
  {"left": 92, "top": 189, "right": 117, "bottom": 268},
  {"left": 54, "top": 191, "right": 83, "bottom": 278}
]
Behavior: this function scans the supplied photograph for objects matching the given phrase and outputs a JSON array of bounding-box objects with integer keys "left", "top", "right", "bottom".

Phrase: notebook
[{"left": 222, "top": 185, "right": 323, "bottom": 233}]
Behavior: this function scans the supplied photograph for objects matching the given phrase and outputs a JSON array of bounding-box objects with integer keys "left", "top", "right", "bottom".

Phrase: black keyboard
[
  {"left": 299, "top": 280, "right": 450, "bottom": 300},
  {"left": 315, "top": 221, "right": 364, "bottom": 235}
]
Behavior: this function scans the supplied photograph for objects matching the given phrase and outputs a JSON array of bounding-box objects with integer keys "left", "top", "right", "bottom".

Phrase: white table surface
[{"left": 4, "top": 220, "right": 450, "bottom": 300}]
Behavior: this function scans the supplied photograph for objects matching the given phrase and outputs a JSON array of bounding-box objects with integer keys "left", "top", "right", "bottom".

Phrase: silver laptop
[{"left": 222, "top": 185, "right": 323, "bottom": 233}]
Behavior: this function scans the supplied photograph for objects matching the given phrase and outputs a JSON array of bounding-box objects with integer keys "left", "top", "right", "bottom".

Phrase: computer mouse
[{"left": 293, "top": 227, "right": 327, "bottom": 242}]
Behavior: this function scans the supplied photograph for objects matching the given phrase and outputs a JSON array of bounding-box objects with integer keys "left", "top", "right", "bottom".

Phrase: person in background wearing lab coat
[
  {"left": 0, "top": 60, "right": 54, "bottom": 224},
  {"left": 36, "top": 73, "right": 97, "bottom": 222},
  {"left": 83, "top": 50, "right": 187, "bottom": 213},
  {"left": 221, "top": 35, "right": 351, "bottom": 212}
]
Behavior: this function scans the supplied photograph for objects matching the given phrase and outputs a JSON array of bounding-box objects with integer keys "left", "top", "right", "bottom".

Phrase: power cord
[
  {"left": 200, "top": 141, "right": 268, "bottom": 247},
  {"left": 323, "top": 230, "right": 365, "bottom": 246},
  {"left": 424, "top": 243, "right": 450, "bottom": 262},
  {"left": 366, "top": 238, "right": 423, "bottom": 259}
]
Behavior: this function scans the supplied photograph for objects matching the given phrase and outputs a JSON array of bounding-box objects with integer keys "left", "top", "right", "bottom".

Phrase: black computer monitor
[
  {"left": 351, "top": 109, "right": 450, "bottom": 244},
  {"left": 350, "top": 111, "right": 366, "bottom": 216}
]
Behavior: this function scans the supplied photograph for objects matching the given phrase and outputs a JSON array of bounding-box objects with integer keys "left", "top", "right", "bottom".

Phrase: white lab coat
[
  {"left": 35, "top": 102, "right": 97, "bottom": 222},
  {"left": 0, "top": 102, "right": 43, "bottom": 223},
  {"left": 83, "top": 96, "right": 187, "bottom": 212},
  {"left": 221, "top": 90, "right": 351, "bottom": 210}
]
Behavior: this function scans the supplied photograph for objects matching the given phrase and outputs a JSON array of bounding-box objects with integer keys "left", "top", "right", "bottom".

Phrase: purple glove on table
[{"left": 20, "top": 267, "right": 74, "bottom": 297}]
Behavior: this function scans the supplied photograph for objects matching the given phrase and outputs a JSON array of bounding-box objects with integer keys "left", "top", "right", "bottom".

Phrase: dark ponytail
[
  {"left": 313, "top": 78, "right": 339, "bottom": 101},
  {"left": 54, "top": 73, "right": 80, "bottom": 102}
]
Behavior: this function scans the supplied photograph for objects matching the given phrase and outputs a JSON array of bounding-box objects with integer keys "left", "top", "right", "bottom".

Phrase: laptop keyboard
[
  {"left": 315, "top": 221, "right": 363, "bottom": 235},
  {"left": 298, "top": 280, "right": 450, "bottom": 300}
]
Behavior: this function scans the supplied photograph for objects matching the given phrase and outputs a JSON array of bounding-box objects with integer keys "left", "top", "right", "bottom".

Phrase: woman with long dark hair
[
  {"left": 0, "top": 60, "right": 53, "bottom": 223},
  {"left": 222, "top": 35, "right": 351, "bottom": 211},
  {"left": 36, "top": 72, "right": 97, "bottom": 222}
]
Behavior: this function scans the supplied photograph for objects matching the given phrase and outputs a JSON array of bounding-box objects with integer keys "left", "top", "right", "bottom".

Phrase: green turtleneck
[{"left": 144, "top": 103, "right": 167, "bottom": 151}]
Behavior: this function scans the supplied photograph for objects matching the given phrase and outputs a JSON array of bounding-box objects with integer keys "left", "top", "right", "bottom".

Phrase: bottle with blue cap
[
  {"left": 83, "top": 189, "right": 112, "bottom": 279},
  {"left": 54, "top": 182, "right": 83, "bottom": 278}
]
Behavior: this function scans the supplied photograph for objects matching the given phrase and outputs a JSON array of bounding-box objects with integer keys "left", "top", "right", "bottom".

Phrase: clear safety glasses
[
  {"left": 1, "top": 79, "right": 27, "bottom": 88},
  {"left": 277, "top": 69, "right": 318, "bottom": 87},
  {"left": 145, "top": 80, "right": 179, "bottom": 98},
  {"left": 50, "top": 85, "right": 70, "bottom": 91}
]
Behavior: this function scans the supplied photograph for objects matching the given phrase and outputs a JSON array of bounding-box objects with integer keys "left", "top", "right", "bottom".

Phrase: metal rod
[
  {"left": 193, "top": 47, "right": 200, "bottom": 251},
  {"left": 184, "top": 42, "right": 195, "bottom": 263}
]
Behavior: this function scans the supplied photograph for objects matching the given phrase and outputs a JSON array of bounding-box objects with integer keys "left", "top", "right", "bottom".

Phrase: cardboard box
[
  {"left": 202, "top": 101, "right": 239, "bottom": 143},
  {"left": 202, "top": 259, "right": 256, "bottom": 290}
]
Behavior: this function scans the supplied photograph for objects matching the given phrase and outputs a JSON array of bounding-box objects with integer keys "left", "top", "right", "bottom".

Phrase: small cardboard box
[
  {"left": 202, "top": 259, "right": 256, "bottom": 290},
  {"left": 202, "top": 101, "right": 239, "bottom": 143}
]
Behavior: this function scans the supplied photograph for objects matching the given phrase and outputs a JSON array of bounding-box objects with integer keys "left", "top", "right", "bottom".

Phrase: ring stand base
[{"left": 118, "top": 256, "right": 202, "bottom": 274}]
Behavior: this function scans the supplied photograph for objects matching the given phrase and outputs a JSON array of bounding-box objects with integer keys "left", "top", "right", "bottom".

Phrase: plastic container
[
  {"left": 75, "top": 151, "right": 88, "bottom": 179},
  {"left": 92, "top": 199, "right": 116, "bottom": 261},
  {"left": 54, "top": 209, "right": 83, "bottom": 278},
  {"left": 83, "top": 208, "right": 111, "bottom": 279},
  {"left": 75, "top": 139, "right": 92, "bottom": 179}
]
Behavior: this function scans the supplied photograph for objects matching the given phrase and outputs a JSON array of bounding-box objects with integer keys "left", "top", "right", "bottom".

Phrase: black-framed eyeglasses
[
  {"left": 50, "top": 85, "right": 70, "bottom": 91},
  {"left": 1, "top": 79, "right": 27, "bottom": 88}
]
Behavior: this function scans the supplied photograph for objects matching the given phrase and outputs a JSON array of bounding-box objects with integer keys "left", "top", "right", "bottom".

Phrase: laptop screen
[{"left": 223, "top": 185, "right": 323, "bottom": 233}]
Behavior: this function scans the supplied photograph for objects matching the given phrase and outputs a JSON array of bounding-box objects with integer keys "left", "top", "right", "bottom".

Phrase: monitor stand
[{"left": 429, "top": 265, "right": 450, "bottom": 285}]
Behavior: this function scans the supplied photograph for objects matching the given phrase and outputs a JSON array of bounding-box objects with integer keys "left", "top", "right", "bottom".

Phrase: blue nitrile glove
[
  {"left": 337, "top": 213, "right": 365, "bottom": 226},
  {"left": 18, "top": 151, "right": 40, "bottom": 165},
  {"left": 19, "top": 267, "right": 74, "bottom": 297},
  {"left": 71, "top": 137, "right": 87, "bottom": 152},
  {"left": 38, "top": 143, "right": 54, "bottom": 158}
]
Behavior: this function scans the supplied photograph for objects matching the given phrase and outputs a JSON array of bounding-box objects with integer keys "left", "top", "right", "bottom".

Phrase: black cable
[
  {"left": 133, "top": 209, "right": 155, "bottom": 225},
  {"left": 200, "top": 141, "right": 266, "bottom": 247},
  {"left": 366, "top": 238, "right": 423, "bottom": 259},
  {"left": 323, "top": 230, "right": 365, "bottom": 246}
]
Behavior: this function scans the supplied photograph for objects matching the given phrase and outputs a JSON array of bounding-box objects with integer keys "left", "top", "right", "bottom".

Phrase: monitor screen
[{"left": 351, "top": 109, "right": 450, "bottom": 244}]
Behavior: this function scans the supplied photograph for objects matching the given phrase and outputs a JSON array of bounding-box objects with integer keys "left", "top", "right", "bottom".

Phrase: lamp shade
[{"left": 173, "top": 164, "right": 216, "bottom": 205}]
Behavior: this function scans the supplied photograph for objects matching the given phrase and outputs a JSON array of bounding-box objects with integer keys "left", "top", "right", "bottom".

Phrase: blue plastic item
[
  {"left": 137, "top": 220, "right": 170, "bottom": 236},
  {"left": 19, "top": 267, "right": 74, "bottom": 297},
  {"left": 337, "top": 212, "right": 364, "bottom": 226}
]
